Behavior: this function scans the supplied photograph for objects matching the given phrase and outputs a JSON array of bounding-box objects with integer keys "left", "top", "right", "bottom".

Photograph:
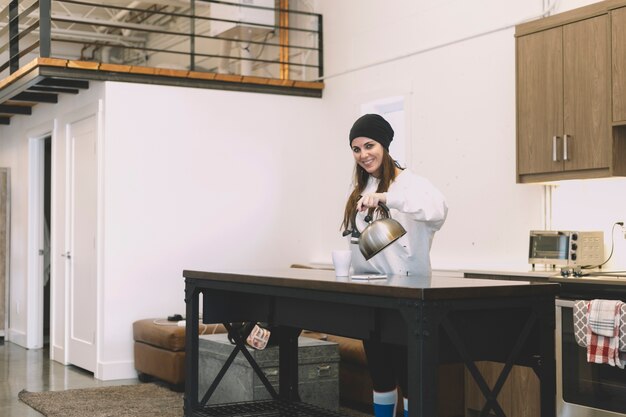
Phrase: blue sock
[
  {"left": 372, "top": 389, "right": 397, "bottom": 417},
  {"left": 403, "top": 397, "right": 408, "bottom": 417}
]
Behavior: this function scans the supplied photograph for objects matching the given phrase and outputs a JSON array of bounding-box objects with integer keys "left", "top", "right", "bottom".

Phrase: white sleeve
[{"left": 385, "top": 171, "right": 448, "bottom": 226}]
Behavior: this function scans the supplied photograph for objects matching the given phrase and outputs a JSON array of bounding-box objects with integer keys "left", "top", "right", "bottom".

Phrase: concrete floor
[
  {"left": 0, "top": 340, "right": 139, "bottom": 417},
  {"left": 0, "top": 339, "right": 372, "bottom": 417}
]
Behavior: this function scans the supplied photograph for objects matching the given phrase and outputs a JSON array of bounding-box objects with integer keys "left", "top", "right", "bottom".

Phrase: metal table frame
[{"left": 184, "top": 270, "right": 558, "bottom": 417}]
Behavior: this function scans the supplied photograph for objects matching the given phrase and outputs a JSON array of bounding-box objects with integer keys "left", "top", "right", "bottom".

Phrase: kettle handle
[
  {"left": 342, "top": 201, "right": 392, "bottom": 237},
  {"left": 364, "top": 202, "right": 391, "bottom": 223}
]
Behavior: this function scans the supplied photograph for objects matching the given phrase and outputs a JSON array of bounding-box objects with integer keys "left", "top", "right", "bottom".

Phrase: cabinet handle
[
  {"left": 552, "top": 136, "right": 560, "bottom": 162},
  {"left": 563, "top": 134, "right": 569, "bottom": 161},
  {"left": 317, "top": 364, "right": 331, "bottom": 377}
]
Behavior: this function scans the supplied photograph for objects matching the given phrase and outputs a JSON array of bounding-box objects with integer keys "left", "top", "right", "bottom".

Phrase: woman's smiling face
[{"left": 351, "top": 137, "right": 384, "bottom": 177}]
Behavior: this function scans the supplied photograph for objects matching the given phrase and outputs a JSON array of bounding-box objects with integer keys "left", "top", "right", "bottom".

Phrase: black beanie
[{"left": 349, "top": 114, "right": 394, "bottom": 150}]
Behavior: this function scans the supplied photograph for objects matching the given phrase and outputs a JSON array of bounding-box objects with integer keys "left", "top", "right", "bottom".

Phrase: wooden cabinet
[
  {"left": 462, "top": 272, "right": 542, "bottom": 416},
  {"left": 563, "top": 16, "right": 611, "bottom": 172},
  {"left": 515, "top": 1, "right": 626, "bottom": 183},
  {"left": 465, "top": 362, "right": 539, "bottom": 417},
  {"left": 517, "top": 27, "right": 563, "bottom": 176},
  {"left": 612, "top": 7, "right": 626, "bottom": 123}
]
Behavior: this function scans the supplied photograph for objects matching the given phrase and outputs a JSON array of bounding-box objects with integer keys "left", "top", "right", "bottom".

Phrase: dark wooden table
[{"left": 184, "top": 268, "right": 559, "bottom": 417}]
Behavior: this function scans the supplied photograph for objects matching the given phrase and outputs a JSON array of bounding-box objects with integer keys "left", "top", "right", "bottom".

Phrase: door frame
[
  {"left": 54, "top": 101, "right": 104, "bottom": 374},
  {"left": 21, "top": 100, "right": 104, "bottom": 363},
  {"left": 65, "top": 112, "right": 99, "bottom": 373},
  {"left": 26, "top": 132, "right": 52, "bottom": 349},
  {"left": 0, "top": 168, "right": 10, "bottom": 343}
]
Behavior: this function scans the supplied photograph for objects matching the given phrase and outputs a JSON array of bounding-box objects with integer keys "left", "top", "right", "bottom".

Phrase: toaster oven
[{"left": 528, "top": 230, "right": 604, "bottom": 268}]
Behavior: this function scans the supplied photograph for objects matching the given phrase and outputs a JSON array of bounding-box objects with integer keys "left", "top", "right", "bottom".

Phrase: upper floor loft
[{"left": 0, "top": 0, "right": 324, "bottom": 125}]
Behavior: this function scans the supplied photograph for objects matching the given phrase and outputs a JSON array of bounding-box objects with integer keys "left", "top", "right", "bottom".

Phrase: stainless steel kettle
[{"left": 343, "top": 202, "right": 407, "bottom": 260}]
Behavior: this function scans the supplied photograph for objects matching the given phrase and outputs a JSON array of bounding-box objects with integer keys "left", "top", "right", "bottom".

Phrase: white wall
[
  {"left": 99, "top": 82, "right": 331, "bottom": 378},
  {"left": 551, "top": 179, "right": 626, "bottom": 271}
]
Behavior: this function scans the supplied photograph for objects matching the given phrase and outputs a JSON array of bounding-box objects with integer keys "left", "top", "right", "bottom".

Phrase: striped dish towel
[{"left": 586, "top": 300, "right": 626, "bottom": 368}]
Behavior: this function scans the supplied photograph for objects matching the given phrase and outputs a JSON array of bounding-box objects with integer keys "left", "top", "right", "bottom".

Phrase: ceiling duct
[
  {"left": 209, "top": 0, "right": 275, "bottom": 39},
  {"left": 209, "top": 0, "right": 275, "bottom": 76}
]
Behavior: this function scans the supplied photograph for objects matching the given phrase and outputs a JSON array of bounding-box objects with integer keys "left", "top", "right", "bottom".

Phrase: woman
[{"left": 342, "top": 113, "right": 448, "bottom": 417}]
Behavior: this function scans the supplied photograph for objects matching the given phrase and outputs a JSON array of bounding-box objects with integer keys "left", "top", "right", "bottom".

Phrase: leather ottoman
[{"left": 133, "top": 318, "right": 225, "bottom": 390}]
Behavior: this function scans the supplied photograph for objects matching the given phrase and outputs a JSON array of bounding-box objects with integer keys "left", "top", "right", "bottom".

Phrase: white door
[{"left": 67, "top": 116, "right": 98, "bottom": 372}]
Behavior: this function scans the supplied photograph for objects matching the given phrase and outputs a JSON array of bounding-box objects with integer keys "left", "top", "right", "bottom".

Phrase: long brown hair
[{"left": 341, "top": 149, "right": 399, "bottom": 231}]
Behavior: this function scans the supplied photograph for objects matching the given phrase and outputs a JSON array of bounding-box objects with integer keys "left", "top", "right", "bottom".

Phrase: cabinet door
[
  {"left": 517, "top": 27, "right": 563, "bottom": 176},
  {"left": 465, "top": 363, "right": 539, "bottom": 417},
  {"left": 612, "top": 8, "right": 626, "bottom": 123},
  {"left": 563, "top": 15, "right": 610, "bottom": 171}
]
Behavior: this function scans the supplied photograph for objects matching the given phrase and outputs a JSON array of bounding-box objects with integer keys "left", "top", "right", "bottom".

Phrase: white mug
[{"left": 332, "top": 250, "right": 352, "bottom": 276}]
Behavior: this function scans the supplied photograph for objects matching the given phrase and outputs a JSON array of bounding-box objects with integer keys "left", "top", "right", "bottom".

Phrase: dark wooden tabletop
[{"left": 184, "top": 268, "right": 560, "bottom": 300}]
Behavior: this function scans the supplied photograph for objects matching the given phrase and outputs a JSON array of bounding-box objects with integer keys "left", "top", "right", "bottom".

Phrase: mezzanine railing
[{"left": 0, "top": 0, "right": 323, "bottom": 82}]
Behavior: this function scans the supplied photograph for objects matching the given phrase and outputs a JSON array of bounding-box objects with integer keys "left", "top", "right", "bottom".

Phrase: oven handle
[{"left": 555, "top": 298, "right": 576, "bottom": 308}]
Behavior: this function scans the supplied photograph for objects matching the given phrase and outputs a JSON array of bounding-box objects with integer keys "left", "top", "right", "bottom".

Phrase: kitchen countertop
[
  {"left": 184, "top": 268, "right": 559, "bottom": 300},
  {"left": 548, "top": 274, "right": 626, "bottom": 299},
  {"left": 549, "top": 275, "right": 626, "bottom": 285},
  {"left": 300, "top": 263, "right": 626, "bottom": 290},
  {"left": 461, "top": 268, "right": 626, "bottom": 286},
  {"left": 462, "top": 268, "right": 556, "bottom": 278},
  {"left": 459, "top": 268, "right": 626, "bottom": 299},
  {"left": 461, "top": 269, "right": 556, "bottom": 285}
]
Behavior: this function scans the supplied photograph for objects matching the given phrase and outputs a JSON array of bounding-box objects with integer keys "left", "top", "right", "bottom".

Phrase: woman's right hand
[{"left": 357, "top": 193, "right": 386, "bottom": 212}]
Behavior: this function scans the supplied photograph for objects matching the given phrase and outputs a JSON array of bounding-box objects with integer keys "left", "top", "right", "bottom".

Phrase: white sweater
[{"left": 350, "top": 169, "right": 448, "bottom": 277}]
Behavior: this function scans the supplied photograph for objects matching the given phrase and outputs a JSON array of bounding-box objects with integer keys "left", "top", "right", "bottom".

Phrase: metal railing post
[
  {"left": 190, "top": 0, "right": 195, "bottom": 71},
  {"left": 317, "top": 14, "right": 323, "bottom": 78},
  {"left": 279, "top": 0, "right": 289, "bottom": 80},
  {"left": 39, "top": 0, "right": 51, "bottom": 57},
  {"left": 8, "top": 0, "right": 19, "bottom": 73}
]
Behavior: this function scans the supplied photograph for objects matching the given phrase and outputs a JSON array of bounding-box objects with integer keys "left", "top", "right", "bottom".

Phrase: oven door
[
  {"left": 529, "top": 232, "right": 570, "bottom": 266},
  {"left": 556, "top": 299, "right": 626, "bottom": 417}
]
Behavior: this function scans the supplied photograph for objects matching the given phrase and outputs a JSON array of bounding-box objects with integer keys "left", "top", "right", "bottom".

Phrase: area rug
[
  {"left": 18, "top": 382, "right": 372, "bottom": 417},
  {"left": 19, "top": 383, "right": 182, "bottom": 417}
]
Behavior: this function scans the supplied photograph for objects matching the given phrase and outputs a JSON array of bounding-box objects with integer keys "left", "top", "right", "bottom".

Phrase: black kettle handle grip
[
  {"left": 376, "top": 202, "right": 391, "bottom": 217},
  {"left": 344, "top": 200, "right": 392, "bottom": 236},
  {"left": 365, "top": 202, "right": 391, "bottom": 222}
]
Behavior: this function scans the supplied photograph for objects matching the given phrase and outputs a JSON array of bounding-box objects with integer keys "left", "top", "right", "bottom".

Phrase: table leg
[
  {"left": 419, "top": 303, "right": 440, "bottom": 417},
  {"left": 184, "top": 281, "right": 200, "bottom": 416},
  {"left": 278, "top": 326, "right": 301, "bottom": 402},
  {"left": 406, "top": 339, "right": 419, "bottom": 416},
  {"left": 538, "top": 298, "right": 556, "bottom": 417},
  {"left": 402, "top": 300, "right": 438, "bottom": 417}
]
